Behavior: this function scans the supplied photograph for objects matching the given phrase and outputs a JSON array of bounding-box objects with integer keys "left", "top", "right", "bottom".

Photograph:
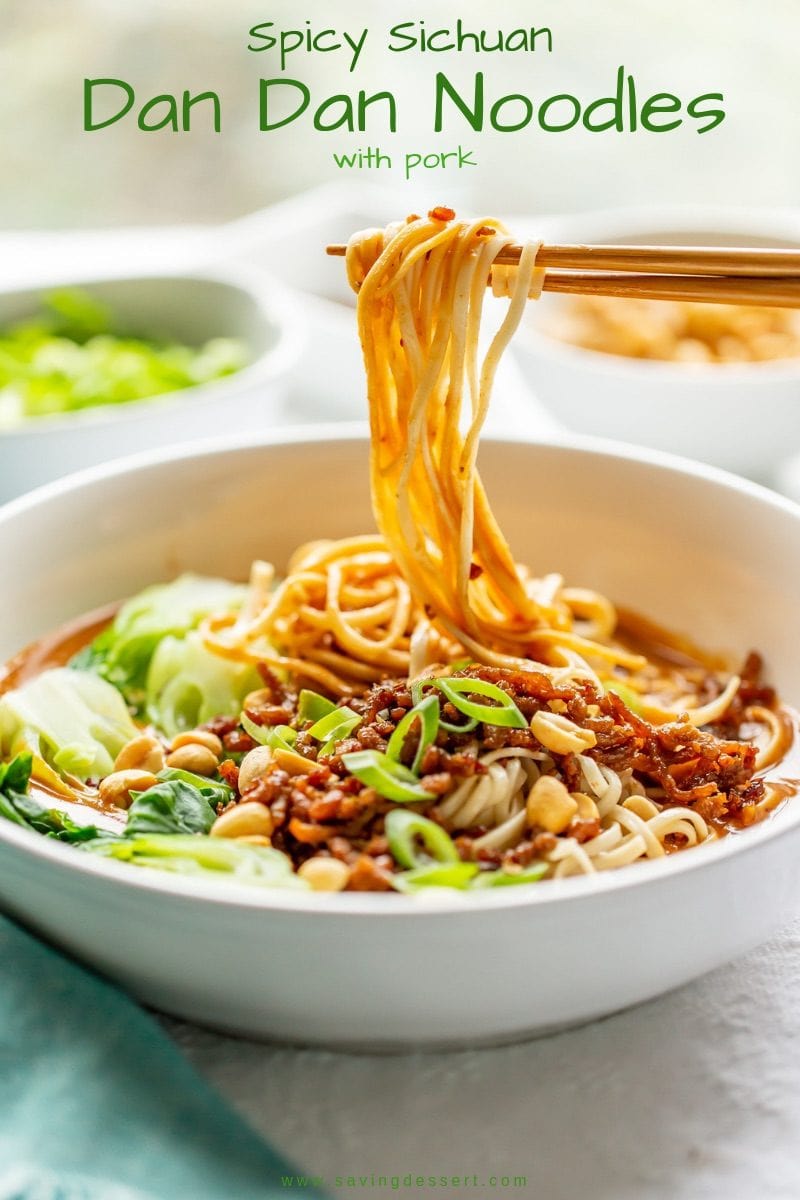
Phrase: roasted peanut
[
  {"left": 572, "top": 792, "right": 600, "bottom": 822},
  {"left": 297, "top": 856, "right": 350, "bottom": 892},
  {"left": 273, "top": 746, "right": 312, "bottom": 776},
  {"left": 531, "top": 710, "right": 597, "bottom": 755},
  {"left": 546, "top": 296, "right": 800, "bottom": 365},
  {"left": 211, "top": 800, "right": 274, "bottom": 840},
  {"left": 526, "top": 775, "right": 578, "bottom": 834},
  {"left": 673, "top": 337, "right": 714, "bottom": 363},
  {"left": 237, "top": 745, "right": 273, "bottom": 794},
  {"left": 170, "top": 729, "right": 223, "bottom": 757},
  {"left": 98, "top": 768, "right": 159, "bottom": 810},
  {"left": 113, "top": 734, "right": 165, "bottom": 775},
  {"left": 165, "top": 743, "right": 219, "bottom": 777}
]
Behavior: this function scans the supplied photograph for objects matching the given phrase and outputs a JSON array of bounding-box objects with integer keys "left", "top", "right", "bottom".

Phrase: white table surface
[
  {"left": 3, "top": 213, "right": 798, "bottom": 1200},
  {"left": 165, "top": 920, "right": 800, "bottom": 1200}
]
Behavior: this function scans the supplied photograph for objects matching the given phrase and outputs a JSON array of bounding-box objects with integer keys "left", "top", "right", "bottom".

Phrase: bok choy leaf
[
  {"left": 0, "top": 668, "right": 139, "bottom": 781},
  {"left": 71, "top": 574, "right": 250, "bottom": 712},
  {"left": 145, "top": 631, "right": 261, "bottom": 737}
]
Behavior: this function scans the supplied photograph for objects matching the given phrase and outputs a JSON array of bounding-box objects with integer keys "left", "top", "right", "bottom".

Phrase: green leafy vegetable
[
  {"left": 0, "top": 668, "right": 139, "bottom": 781},
  {"left": 0, "top": 751, "right": 33, "bottom": 796},
  {"left": 0, "top": 755, "right": 222, "bottom": 843},
  {"left": 385, "top": 808, "right": 459, "bottom": 868},
  {"left": 0, "top": 751, "right": 107, "bottom": 843},
  {"left": 73, "top": 574, "right": 251, "bottom": 712},
  {"left": 145, "top": 630, "right": 261, "bottom": 736},
  {"left": 386, "top": 695, "right": 440, "bottom": 774},
  {"left": 0, "top": 790, "right": 105, "bottom": 844},
  {"left": 90, "top": 834, "right": 306, "bottom": 888},
  {"left": 342, "top": 749, "right": 435, "bottom": 804},
  {"left": 155, "top": 767, "right": 232, "bottom": 809},
  {"left": 0, "top": 288, "right": 248, "bottom": 430},
  {"left": 124, "top": 779, "right": 217, "bottom": 838},
  {"left": 0, "top": 750, "right": 304, "bottom": 889}
]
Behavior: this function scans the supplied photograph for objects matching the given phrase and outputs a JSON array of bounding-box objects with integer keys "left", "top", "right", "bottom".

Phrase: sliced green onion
[
  {"left": 0, "top": 288, "right": 248, "bottom": 428},
  {"left": 604, "top": 680, "right": 644, "bottom": 716},
  {"left": 434, "top": 677, "right": 527, "bottom": 729},
  {"left": 241, "top": 713, "right": 297, "bottom": 753},
  {"left": 437, "top": 712, "right": 480, "bottom": 734},
  {"left": 268, "top": 725, "right": 299, "bottom": 753},
  {"left": 308, "top": 704, "right": 362, "bottom": 756},
  {"left": 385, "top": 809, "right": 459, "bottom": 867},
  {"left": 342, "top": 749, "right": 434, "bottom": 804},
  {"left": 297, "top": 689, "right": 337, "bottom": 724},
  {"left": 410, "top": 679, "right": 478, "bottom": 734},
  {"left": 241, "top": 712, "right": 271, "bottom": 746},
  {"left": 470, "top": 863, "right": 549, "bottom": 888},
  {"left": 386, "top": 695, "right": 440, "bottom": 774},
  {"left": 392, "top": 862, "right": 479, "bottom": 892},
  {"left": 308, "top": 705, "right": 361, "bottom": 740}
]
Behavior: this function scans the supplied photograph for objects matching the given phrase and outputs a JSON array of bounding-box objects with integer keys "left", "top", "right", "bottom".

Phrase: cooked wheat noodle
[
  {"left": 197, "top": 209, "right": 778, "bottom": 881},
  {"left": 204, "top": 213, "right": 645, "bottom": 693},
  {"left": 432, "top": 742, "right": 714, "bottom": 876},
  {"left": 744, "top": 705, "right": 787, "bottom": 771}
]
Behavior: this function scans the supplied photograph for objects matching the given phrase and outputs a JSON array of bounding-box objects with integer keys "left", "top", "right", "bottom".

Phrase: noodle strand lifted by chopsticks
[
  {"left": 190, "top": 208, "right": 793, "bottom": 885},
  {"left": 347, "top": 213, "right": 550, "bottom": 664},
  {"left": 204, "top": 209, "right": 646, "bottom": 693}
]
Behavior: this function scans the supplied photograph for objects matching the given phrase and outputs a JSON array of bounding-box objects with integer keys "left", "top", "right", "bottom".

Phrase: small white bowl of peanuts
[{"left": 514, "top": 206, "right": 800, "bottom": 480}]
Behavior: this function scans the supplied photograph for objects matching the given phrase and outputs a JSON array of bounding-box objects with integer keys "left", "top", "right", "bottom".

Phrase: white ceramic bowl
[
  {"left": 0, "top": 429, "right": 799, "bottom": 1049},
  {"left": 0, "top": 270, "right": 301, "bottom": 502},
  {"left": 776, "top": 451, "right": 800, "bottom": 506},
  {"left": 513, "top": 207, "right": 800, "bottom": 479}
]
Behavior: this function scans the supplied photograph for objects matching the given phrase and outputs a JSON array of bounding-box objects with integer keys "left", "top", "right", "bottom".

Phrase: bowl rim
[
  {"left": 2, "top": 423, "right": 800, "bottom": 917},
  {"left": 0, "top": 266, "right": 302, "bottom": 439}
]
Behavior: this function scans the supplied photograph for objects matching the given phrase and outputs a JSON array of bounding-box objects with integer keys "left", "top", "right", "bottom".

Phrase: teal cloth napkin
[{"left": 0, "top": 914, "right": 326, "bottom": 1199}]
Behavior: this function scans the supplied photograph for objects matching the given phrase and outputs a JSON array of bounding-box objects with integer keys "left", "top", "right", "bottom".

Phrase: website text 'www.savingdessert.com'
[{"left": 280, "top": 1173, "right": 528, "bottom": 1192}]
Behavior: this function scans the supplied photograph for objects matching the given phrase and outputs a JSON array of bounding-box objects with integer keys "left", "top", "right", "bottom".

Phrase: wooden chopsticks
[
  {"left": 536, "top": 271, "right": 800, "bottom": 308},
  {"left": 326, "top": 242, "right": 800, "bottom": 308}
]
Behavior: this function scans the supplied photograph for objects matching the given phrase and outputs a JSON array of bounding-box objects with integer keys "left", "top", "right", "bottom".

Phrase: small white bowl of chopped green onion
[{"left": 0, "top": 271, "right": 300, "bottom": 501}]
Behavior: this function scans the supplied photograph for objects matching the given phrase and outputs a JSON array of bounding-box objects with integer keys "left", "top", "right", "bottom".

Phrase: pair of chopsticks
[{"left": 326, "top": 242, "right": 800, "bottom": 307}]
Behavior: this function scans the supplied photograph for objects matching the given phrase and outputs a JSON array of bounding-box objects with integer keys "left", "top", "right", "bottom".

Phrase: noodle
[
  {"left": 1, "top": 208, "right": 794, "bottom": 894},
  {"left": 205, "top": 212, "right": 642, "bottom": 687},
  {"left": 192, "top": 209, "right": 793, "bottom": 887}
]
